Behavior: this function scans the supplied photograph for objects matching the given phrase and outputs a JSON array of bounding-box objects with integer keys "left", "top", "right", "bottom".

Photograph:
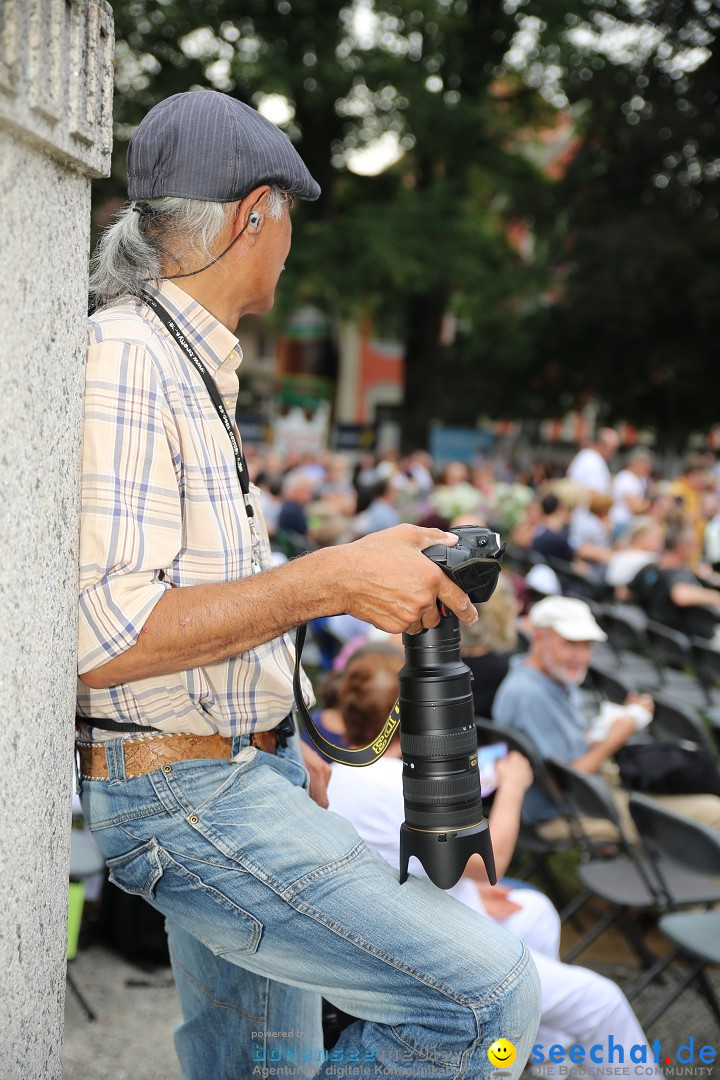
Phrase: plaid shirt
[{"left": 77, "top": 280, "right": 308, "bottom": 737}]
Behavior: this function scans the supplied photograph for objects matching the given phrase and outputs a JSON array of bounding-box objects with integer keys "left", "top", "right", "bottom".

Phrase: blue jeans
[{"left": 81, "top": 735, "right": 540, "bottom": 1079}]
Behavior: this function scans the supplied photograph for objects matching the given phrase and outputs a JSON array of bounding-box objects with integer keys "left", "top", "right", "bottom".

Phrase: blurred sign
[
  {"left": 332, "top": 423, "right": 377, "bottom": 452},
  {"left": 235, "top": 413, "right": 270, "bottom": 444},
  {"left": 277, "top": 373, "right": 333, "bottom": 408},
  {"left": 429, "top": 425, "right": 494, "bottom": 464},
  {"left": 283, "top": 305, "right": 330, "bottom": 341},
  {"left": 273, "top": 403, "right": 330, "bottom": 456}
]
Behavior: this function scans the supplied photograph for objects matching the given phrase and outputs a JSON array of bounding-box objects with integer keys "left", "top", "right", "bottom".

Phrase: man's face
[
  {"left": 600, "top": 433, "right": 620, "bottom": 459},
  {"left": 533, "top": 628, "right": 592, "bottom": 686}
]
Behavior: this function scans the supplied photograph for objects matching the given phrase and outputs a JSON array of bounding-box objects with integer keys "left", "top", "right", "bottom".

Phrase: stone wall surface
[{"left": 0, "top": 3, "right": 113, "bottom": 1077}]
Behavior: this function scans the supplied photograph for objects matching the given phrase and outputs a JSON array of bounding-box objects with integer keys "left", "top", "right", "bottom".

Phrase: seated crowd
[{"left": 256, "top": 429, "right": 720, "bottom": 1071}]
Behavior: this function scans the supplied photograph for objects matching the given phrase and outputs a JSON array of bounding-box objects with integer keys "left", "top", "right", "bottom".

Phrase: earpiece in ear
[{"left": 248, "top": 211, "right": 261, "bottom": 230}]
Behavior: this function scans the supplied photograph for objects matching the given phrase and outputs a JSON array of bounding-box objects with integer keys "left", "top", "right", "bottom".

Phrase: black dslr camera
[
  {"left": 398, "top": 526, "right": 505, "bottom": 889},
  {"left": 295, "top": 525, "right": 505, "bottom": 891}
]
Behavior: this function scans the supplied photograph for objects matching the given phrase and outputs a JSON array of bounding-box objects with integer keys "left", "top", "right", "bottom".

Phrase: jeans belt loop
[{"left": 105, "top": 738, "right": 127, "bottom": 785}]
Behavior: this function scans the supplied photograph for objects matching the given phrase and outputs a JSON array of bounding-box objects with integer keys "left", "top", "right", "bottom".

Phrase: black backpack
[{"left": 615, "top": 739, "right": 720, "bottom": 797}]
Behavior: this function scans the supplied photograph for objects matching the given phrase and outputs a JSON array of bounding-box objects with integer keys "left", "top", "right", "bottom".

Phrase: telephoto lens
[{"left": 397, "top": 526, "right": 504, "bottom": 890}]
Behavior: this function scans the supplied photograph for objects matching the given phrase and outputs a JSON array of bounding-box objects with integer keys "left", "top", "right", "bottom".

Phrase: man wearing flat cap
[
  {"left": 78, "top": 91, "right": 539, "bottom": 1078},
  {"left": 493, "top": 596, "right": 720, "bottom": 840}
]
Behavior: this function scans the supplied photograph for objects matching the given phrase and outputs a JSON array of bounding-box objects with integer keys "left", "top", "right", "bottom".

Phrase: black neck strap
[{"left": 140, "top": 291, "right": 251, "bottom": 499}]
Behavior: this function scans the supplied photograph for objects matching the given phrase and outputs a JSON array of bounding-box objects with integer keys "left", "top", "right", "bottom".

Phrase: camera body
[
  {"left": 397, "top": 526, "right": 505, "bottom": 889},
  {"left": 422, "top": 525, "right": 505, "bottom": 603}
]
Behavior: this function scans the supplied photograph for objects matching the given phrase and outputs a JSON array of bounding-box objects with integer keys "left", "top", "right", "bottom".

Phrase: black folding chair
[
  {"left": 593, "top": 605, "right": 659, "bottom": 684},
  {"left": 644, "top": 620, "right": 708, "bottom": 708},
  {"left": 543, "top": 556, "right": 611, "bottom": 604},
  {"left": 645, "top": 619, "right": 694, "bottom": 680},
  {"left": 544, "top": 759, "right": 720, "bottom": 968},
  {"left": 627, "top": 795, "right": 720, "bottom": 1029},
  {"left": 650, "top": 692, "right": 716, "bottom": 755},
  {"left": 708, "top": 710, "right": 720, "bottom": 754},
  {"left": 474, "top": 719, "right": 574, "bottom": 913},
  {"left": 543, "top": 759, "right": 661, "bottom": 967},
  {"left": 595, "top": 604, "right": 650, "bottom": 655},
  {"left": 690, "top": 636, "right": 720, "bottom": 706},
  {"left": 588, "top": 662, "right": 632, "bottom": 705},
  {"left": 503, "top": 545, "right": 542, "bottom": 577}
]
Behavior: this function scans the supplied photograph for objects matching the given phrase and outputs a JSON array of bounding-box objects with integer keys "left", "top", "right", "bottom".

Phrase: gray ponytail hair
[{"left": 90, "top": 186, "right": 291, "bottom": 308}]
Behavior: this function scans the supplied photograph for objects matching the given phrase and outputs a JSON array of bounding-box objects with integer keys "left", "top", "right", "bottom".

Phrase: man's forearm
[
  {"left": 80, "top": 547, "right": 345, "bottom": 689},
  {"left": 670, "top": 582, "right": 720, "bottom": 610},
  {"left": 79, "top": 525, "right": 480, "bottom": 690}
]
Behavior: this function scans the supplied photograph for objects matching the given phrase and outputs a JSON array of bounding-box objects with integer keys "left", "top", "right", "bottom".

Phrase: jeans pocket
[
  {"left": 106, "top": 837, "right": 164, "bottom": 899},
  {"left": 108, "top": 838, "right": 263, "bottom": 958},
  {"left": 161, "top": 852, "right": 264, "bottom": 958}
]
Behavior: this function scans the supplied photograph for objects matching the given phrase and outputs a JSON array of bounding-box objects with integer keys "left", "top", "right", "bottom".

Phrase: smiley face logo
[{"left": 487, "top": 1039, "right": 517, "bottom": 1068}]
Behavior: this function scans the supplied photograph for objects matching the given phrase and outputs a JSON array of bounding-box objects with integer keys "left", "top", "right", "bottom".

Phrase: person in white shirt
[
  {"left": 566, "top": 428, "right": 620, "bottom": 495},
  {"left": 327, "top": 647, "right": 660, "bottom": 1080},
  {"left": 610, "top": 449, "right": 654, "bottom": 532},
  {"left": 606, "top": 517, "right": 663, "bottom": 595}
]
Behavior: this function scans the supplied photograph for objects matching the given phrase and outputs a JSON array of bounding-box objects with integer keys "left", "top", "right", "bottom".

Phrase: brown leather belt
[{"left": 77, "top": 728, "right": 283, "bottom": 781}]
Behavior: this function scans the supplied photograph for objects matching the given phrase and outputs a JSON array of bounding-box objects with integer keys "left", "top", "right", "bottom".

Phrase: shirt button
[{"left": 189, "top": 815, "right": 199, "bottom": 825}]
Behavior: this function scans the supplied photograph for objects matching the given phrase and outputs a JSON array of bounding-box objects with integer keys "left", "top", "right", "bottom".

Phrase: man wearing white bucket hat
[{"left": 493, "top": 596, "right": 720, "bottom": 840}]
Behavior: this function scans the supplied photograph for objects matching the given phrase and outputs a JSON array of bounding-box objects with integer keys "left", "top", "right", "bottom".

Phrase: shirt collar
[{"left": 145, "top": 279, "right": 242, "bottom": 376}]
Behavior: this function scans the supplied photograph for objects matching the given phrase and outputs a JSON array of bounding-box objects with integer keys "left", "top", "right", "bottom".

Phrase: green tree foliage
[
  {"left": 102, "top": 0, "right": 719, "bottom": 447},
  {"left": 99, "top": 0, "right": 560, "bottom": 448},
  {"left": 535, "top": 0, "right": 720, "bottom": 441}
]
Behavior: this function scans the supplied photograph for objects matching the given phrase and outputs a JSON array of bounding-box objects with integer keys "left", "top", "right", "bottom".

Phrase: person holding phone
[{"left": 328, "top": 646, "right": 661, "bottom": 1080}]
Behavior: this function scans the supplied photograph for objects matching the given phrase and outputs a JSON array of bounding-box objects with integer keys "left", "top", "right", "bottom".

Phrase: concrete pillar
[{"left": 0, "top": 3, "right": 113, "bottom": 1076}]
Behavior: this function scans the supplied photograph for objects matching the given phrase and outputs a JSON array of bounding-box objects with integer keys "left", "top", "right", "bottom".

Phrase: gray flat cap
[{"left": 127, "top": 90, "right": 320, "bottom": 203}]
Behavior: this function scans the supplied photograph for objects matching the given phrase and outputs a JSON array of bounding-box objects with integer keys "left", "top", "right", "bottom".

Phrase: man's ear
[{"left": 236, "top": 185, "right": 270, "bottom": 235}]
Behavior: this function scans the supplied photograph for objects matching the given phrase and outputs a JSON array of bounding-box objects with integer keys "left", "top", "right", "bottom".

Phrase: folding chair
[
  {"left": 503, "top": 545, "right": 542, "bottom": 577},
  {"left": 650, "top": 692, "right": 716, "bottom": 755},
  {"left": 543, "top": 759, "right": 660, "bottom": 967},
  {"left": 544, "top": 759, "right": 720, "bottom": 968},
  {"left": 474, "top": 719, "right": 574, "bottom": 913},
  {"left": 593, "top": 605, "right": 659, "bottom": 684},
  {"left": 544, "top": 557, "right": 611, "bottom": 604},
  {"left": 708, "top": 710, "right": 720, "bottom": 754},
  {"left": 588, "top": 662, "right": 632, "bottom": 705},
  {"left": 690, "top": 636, "right": 720, "bottom": 707},
  {"left": 644, "top": 620, "right": 708, "bottom": 709},
  {"left": 595, "top": 605, "right": 650, "bottom": 656},
  {"left": 627, "top": 795, "right": 720, "bottom": 1029}
]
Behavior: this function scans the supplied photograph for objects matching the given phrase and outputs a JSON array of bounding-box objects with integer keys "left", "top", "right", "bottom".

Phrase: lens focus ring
[
  {"left": 402, "top": 772, "right": 480, "bottom": 805},
  {"left": 401, "top": 727, "right": 477, "bottom": 759}
]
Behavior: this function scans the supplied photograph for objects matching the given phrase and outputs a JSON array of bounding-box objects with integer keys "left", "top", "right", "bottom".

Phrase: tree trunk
[{"left": 401, "top": 289, "right": 450, "bottom": 452}]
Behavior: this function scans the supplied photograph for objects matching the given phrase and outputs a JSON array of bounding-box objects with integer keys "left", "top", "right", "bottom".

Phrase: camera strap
[{"left": 293, "top": 623, "right": 400, "bottom": 766}]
